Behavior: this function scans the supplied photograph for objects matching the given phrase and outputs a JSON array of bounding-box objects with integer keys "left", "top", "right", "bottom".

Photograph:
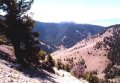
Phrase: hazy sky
[{"left": 30, "top": 0, "right": 120, "bottom": 26}]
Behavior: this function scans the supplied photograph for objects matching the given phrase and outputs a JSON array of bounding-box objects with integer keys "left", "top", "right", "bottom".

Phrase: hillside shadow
[{"left": 0, "top": 51, "right": 57, "bottom": 83}]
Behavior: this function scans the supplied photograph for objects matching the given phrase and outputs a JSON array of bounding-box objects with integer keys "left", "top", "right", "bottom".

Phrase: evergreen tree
[
  {"left": 45, "top": 55, "right": 55, "bottom": 67},
  {"left": 0, "top": 0, "right": 40, "bottom": 67}
]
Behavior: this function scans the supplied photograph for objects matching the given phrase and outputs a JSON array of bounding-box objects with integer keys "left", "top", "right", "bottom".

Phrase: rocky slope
[{"left": 0, "top": 45, "right": 88, "bottom": 83}]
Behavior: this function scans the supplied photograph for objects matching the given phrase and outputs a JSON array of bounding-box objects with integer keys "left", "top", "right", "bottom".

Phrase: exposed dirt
[{"left": 0, "top": 45, "right": 88, "bottom": 83}]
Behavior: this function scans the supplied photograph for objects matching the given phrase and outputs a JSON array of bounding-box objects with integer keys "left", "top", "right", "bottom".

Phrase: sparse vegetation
[
  {"left": 70, "top": 59, "right": 86, "bottom": 78},
  {"left": 64, "top": 64, "right": 70, "bottom": 72},
  {"left": 38, "top": 50, "right": 46, "bottom": 60},
  {"left": 55, "top": 59, "right": 62, "bottom": 70},
  {"left": 0, "top": 35, "right": 10, "bottom": 45},
  {"left": 0, "top": 1, "right": 120, "bottom": 83},
  {"left": 45, "top": 55, "right": 55, "bottom": 67},
  {"left": 83, "top": 71, "right": 99, "bottom": 83},
  {"left": 82, "top": 71, "right": 112, "bottom": 83},
  {"left": 95, "top": 41, "right": 102, "bottom": 49},
  {"left": 104, "top": 27, "right": 120, "bottom": 79},
  {"left": 0, "top": 38, "right": 5, "bottom": 44}
]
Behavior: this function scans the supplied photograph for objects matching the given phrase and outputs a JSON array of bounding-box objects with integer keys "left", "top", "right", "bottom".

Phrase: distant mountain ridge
[{"left": 34, "top": 21, "right": 105, "bottom": 52}]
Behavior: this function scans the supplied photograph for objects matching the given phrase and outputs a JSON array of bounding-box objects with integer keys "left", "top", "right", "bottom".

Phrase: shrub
[
  {"left": 103, "top": 27, "right": 120, "bottom": 79},
  {"left": 45, "top": 55, "right": 55, "bottom": 67},
  {"left": 0, "top": 38, "right": 5, "bottom": 44},
  {"left": 56, "top": 60, "right": 62, "bottom": 70},
  {"left": 0, "top": 35, "right": 8, "bottom": 45},
  {"left": 70, "top": 65, "right": 85, "bottom": 78},
  {"left": 95, "top": 42, "right": 102, "bottom": 49},
  {"left": 83, "top": 71, "right": 99, "bottom": 83},
  {"left": 38, "top": 50, "right": 46, "bottom": 60},
  {"left": 71, "top": 70, "right": 77, "bottom": 77},
  {"left": 64, "top": 64, "right": 70, "bottom": 72}
]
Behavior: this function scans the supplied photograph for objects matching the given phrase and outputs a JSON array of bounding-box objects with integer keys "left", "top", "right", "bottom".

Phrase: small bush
[
  {"left": 71, "top": 70, "right": 77, "bottom": 77},
  {"left": 64, "top": 64, "right": 70, "bottom": 72},
  {"left": 0, "top": 35, "right": 7, "bottom": 44},
  {"left": 38, "top": 50, "right": 46, "bottom": 60},
  {"left": 0, "top": 38, "right": 5, "bottom": 44},
  {"left": 45, "top": 55, "right": 55, "bottom": 67},
  {"left": 55, "top": 60, "right": 63, "bottom": 70},
  {"left": 83, "top": 71, "right": 99, "bottom": 83},
  {"left": 95, "top": 42, "right": 102, "bottom": 49}
]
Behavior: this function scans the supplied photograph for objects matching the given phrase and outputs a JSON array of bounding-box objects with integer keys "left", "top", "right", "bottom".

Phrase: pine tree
[
  {"left": 0, "top": 0, "right": 40, "bottom": 68},
  {"left": 45, "top": 55, "right": 55, "bottom": 67}
]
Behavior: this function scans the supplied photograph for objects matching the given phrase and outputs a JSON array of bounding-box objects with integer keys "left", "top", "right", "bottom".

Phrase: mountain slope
[
  {"left": 0, "top": 45, "right": 88, "bottom": 83},
  {"left": 34, "top": 22, "right": 104, "bottom": 52},
  {"left": 52, "top": 24, "right": 120, "bottom": 79}
]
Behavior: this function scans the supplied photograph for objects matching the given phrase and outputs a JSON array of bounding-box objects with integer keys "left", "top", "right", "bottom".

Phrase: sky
[{"left": 30, "top": 0, "right": 120, "bottom": 26}]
